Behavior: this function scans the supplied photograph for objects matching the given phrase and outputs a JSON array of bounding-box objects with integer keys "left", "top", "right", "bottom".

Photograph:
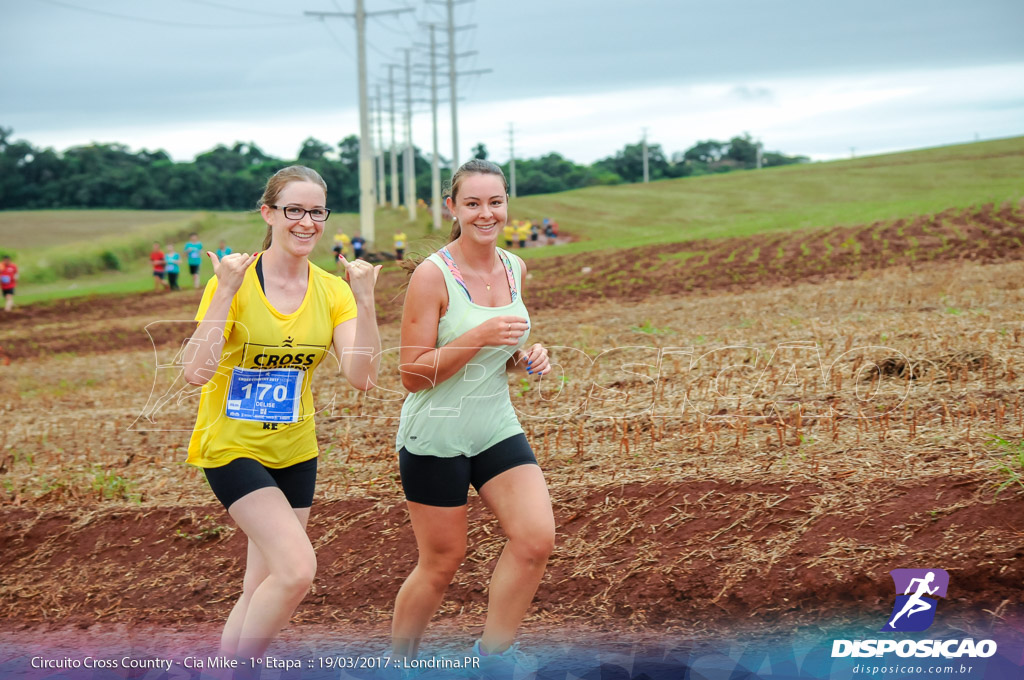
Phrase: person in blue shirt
[
  {"left": 164, "top": 242, "right": 182, "bottom": 291},
  {"left": 185, "top": 232, "right": 204, "bottom": 289},
  {"left": 216, "top": 240, "right": 233, "bottom": 259},
  {"left": 351, "top": 232, "right": 366, "bottom": 260}
]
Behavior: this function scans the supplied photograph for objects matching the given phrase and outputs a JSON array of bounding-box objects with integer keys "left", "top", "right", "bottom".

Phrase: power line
[
  {"left": 177, "top": 0, "right": 297, "bottom": 19},
  {"left": 314, "top": 16, "right": 357, "bottom": 61},
  {"left": 39, "top": 0, "right": 304, "bottom": 29},
  {"left": 378, "top": 4, "right": 423, "bottom": 48},
  {"left": 349, "top": 0, "right": 412, "bottom": 62},
  {"left": 365, "top": 35, "right": 400, "bottom": 63},
  {"left": 395, "top": 6, "right": 423, "bottom": 42},
  {"left": 369, "top": 11, "right": 417, "bottom": 39}
]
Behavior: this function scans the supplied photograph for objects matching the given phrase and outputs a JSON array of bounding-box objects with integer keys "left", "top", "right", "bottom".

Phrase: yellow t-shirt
[
  {"left": 334, "top": 233, "right": 352, "bottom": 257},
  {"left": 502, "top": 224, "right": 515, "bottom": 242},
  {"left": 187, "top": 256, "right": 357, "bottom": 468},
  {"left": 515, "top": 223, "right": 531, "bottom": 241},
  {"left": 393, "top": 231, "right": 407, "bottom": 249}
]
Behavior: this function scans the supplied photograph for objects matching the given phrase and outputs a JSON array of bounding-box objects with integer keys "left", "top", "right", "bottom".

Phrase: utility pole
[
  {"left": 445, "top": 0, "right": 461, "bottom": 170},
  {"left": 423, "top": 24, "right": 442, "bottom": 231},
  {"left": 756, "top": 140, "right": 763, "bottom": 169},
  {"left": 428, "top": 0, "right": 471, "bottom": 170},
  {"left": 304, "top": 1, "right": 413, "bottom": 250},
  {"left": 642, "top": 127, "right": 650, "bottom": 183},
  {"left": 428, "top": 0, "right": 486, "bottom": 173},
  {"left": 508, "top": 122, "right": 517, "bottom": 199},
  {"left": 375, "top": 85, "right": 385, "bottom": 207},
  {"left": 414, "top": 20, "right": 489, "bottom": 229},
  {"left": 402, "top": 48, "right": 416, "bottom": 222},
  {"left": 387, "top": 64, "right": 399, "bottom": 208}
]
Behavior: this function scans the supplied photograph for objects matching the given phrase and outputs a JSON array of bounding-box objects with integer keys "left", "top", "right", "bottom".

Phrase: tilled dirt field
[
  {"left": 2, "top": 202, "right": 1024, "bottom": 645},
  {"left": 3, "top": 478, "right": 1022, "bottom": 635}
]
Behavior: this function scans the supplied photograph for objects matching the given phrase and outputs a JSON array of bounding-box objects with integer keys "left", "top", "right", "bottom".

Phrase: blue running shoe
[{"left": 469, "top": 639, "right": 538, "bottom": 680}]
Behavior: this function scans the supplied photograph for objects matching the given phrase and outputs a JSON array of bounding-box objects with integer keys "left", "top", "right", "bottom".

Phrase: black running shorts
[
  {"left": 399, "top": 433, "right": 537, "bottom": 507},
  {"left": 204, "top": 456, "right": 317, "bottom": 510}
]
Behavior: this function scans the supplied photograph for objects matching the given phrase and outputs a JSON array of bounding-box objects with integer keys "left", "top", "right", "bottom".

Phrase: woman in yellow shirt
[
  {"left": 516, "top": 220, "right": 531, "bottom": 248},
  {"left": 502, "top": 221, "right": 516, "bottom": 248},
  {"left": 183, "top": 165, "right": 381, "bottom": 661},
  {"left": 393, "top": 230, "right": 408, "bottom": 260}
]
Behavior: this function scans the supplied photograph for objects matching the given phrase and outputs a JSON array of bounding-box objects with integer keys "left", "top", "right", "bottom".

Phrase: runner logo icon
[
  {"left": 881, "top": 568, "right": 949, "bottom": 632},
  {"left": 832, "top": 568, "right": 995, "bottom": 659}
]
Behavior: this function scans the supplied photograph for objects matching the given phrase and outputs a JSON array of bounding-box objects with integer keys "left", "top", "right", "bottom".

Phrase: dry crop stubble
[
  {"left": 1, "top": 259, "right": 1023, "bottom": 499},
  {"left": 1, "top": 226, "right": 1024, "bottom": 634}
]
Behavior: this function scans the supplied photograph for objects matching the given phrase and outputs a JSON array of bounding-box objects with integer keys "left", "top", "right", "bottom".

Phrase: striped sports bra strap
[
  {"left": 497, "top": 249, "right": 518, "bottom": 303},
  {"left": 437, "top": 247, "right": 472, "bottom": 301}
]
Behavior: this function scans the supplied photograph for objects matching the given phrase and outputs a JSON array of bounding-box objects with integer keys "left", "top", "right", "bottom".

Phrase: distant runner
[
  {"left": 332, "top": 229, "right": 351, "bottom": 272},
  {"left": 185, "top": 232, "right": 203, "bottom": 289},
  {"left": 516, "top": 219, "right": 531, "bottom": 249},
  {"left": 503, "top": 221, "right": 516, "bottom": 249},
  {"left": 1, "top": 255, "right": 18, "bottom": 311},
  {"left": 351, "top": 232, "right": 366, "bottom": 260},
  {"left": 150, "top": 242, "right": 168, "bottom": 292},
  {"left": 164, "top": 242, "right": 182, "bottom": 291},
  {"left": 393, "top": 229, "right": 407, "bottom": 261}
]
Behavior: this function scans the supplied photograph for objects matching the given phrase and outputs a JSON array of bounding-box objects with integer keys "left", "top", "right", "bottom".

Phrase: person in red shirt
[
  {"left": 1, "top": 255, "right": 18, "bottom": 311},
  {"left": 149, "top": 242, "right": 168, "bottom": 292}
]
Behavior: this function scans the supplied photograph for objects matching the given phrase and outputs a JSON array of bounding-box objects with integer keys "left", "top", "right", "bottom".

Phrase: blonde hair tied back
[{"left": 258, "top": 165, "right": 328, "bottom": 250}]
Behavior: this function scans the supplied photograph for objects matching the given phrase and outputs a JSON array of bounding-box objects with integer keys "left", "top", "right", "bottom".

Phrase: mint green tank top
[{"left": 396, "top": 248, "right": 530, "bottom": 457}]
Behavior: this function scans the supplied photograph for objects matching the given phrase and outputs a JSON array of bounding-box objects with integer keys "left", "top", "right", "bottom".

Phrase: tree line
[{"left": 0, "top": 126, "right": 807, "bottom": 212}]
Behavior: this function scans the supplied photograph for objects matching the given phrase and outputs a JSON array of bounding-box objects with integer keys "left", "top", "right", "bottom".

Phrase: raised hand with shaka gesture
[
  {"left": 206, "top": 250, "right": 258, "bottom": 297},
  {"left": 338, "top": 254, "right": 382, "bottom": 305}
]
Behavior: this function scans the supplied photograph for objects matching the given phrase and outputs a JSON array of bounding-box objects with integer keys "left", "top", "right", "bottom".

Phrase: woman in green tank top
[{"left": 391, "top": 159, "right": 554, "bottom": 669}]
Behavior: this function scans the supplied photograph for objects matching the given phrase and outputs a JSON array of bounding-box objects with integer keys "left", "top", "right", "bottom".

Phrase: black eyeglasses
[{"left": 271, "top": 205, "right": 331, "bottom": 222}]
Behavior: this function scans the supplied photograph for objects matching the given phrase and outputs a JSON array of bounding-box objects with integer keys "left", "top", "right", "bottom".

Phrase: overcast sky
[{"left": 4, "top": 0, "right": 1023, "bottom": 164}]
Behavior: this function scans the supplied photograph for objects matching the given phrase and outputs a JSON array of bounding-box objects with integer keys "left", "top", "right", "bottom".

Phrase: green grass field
[
  {"left": 511, "top": 136, "right": 1024, "bottom": 257},
  {"left": 0, "top": 210, "right": 262, "bottom": 302},
  {"left": 0, "top": 210, "right": 205, "bottom": 251},
  {"left": 2, "top": 136, "right": 1022, "bottom": 304}
]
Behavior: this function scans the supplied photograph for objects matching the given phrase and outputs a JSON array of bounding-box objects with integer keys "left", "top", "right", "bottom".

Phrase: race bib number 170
[{"left": 225, "top": 367, "right": 303, "bottom": 423}]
